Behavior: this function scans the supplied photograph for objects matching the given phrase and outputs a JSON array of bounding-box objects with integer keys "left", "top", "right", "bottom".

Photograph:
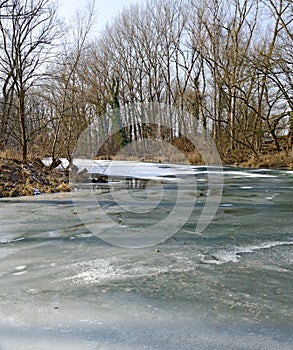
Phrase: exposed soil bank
[{"left": 0, "top": 158, "right": 69, "bottom": 198}]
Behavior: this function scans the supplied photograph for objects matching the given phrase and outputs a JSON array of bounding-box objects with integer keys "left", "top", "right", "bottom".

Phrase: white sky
[{"left": 58, "top": 0, "right": 139, "bottom": 35}]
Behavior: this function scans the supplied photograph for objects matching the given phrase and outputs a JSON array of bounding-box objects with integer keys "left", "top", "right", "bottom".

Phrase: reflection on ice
[{"left": 70, "top": 161, "right": 224, "bottom": 247}]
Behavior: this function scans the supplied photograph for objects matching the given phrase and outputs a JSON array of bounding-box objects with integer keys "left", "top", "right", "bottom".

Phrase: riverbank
[
  {"left": 0, "top": 157, "right": 69, "bottom": 198},
  {"left": 222, "top": 150, "right": 293, "bottom": 169},
  {"left": 0, "top": 150, "right": 292, "bottom": 198}
]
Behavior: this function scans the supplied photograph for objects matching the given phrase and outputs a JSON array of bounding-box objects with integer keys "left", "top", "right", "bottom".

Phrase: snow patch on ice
[
  {"left": 67, "top": 253, "right": 197, "bottom": 285},
  {"left": 202, "top": 240, "right": 293, "bottom": 265}
]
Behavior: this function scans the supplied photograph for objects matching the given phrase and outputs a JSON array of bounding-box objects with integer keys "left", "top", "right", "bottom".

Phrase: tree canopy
[{"left": 0, "top": 0, "right": 292, "bottom": 163}]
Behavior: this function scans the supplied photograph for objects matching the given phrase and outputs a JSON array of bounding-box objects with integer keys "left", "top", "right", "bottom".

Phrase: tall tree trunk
[
  {"left": 288, "top": 111, "right": 293, "bottom": 152},
  {"left": 19, "top": 91, "right": 27, "bottom": 161}
]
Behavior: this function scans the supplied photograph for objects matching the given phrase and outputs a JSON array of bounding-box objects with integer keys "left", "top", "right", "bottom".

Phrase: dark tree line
[{"left": 0, "top": 0, "right": 292, "bottom": 162}]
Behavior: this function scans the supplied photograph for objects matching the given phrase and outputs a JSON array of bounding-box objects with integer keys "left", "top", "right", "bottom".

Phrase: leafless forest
[{"left": 0, "top": 0, "right": 292, "bottom": 164}]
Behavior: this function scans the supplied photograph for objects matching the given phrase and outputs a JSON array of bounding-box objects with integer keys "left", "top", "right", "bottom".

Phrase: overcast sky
[{"left": 58, "top": 0, "right": 139, "bottom": 34}]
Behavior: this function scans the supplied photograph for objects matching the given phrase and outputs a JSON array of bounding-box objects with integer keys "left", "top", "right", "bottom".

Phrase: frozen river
[{"left": 0, "top": 163, "right": 292, "bottom": 349}]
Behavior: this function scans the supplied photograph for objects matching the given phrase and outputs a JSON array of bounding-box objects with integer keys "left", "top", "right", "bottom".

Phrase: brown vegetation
[
  {"left": 0, "top": 157, "right": 69, "bottom": 198},
  {"left": 241, "top": 151, "right": 293, "bottom": 170}
]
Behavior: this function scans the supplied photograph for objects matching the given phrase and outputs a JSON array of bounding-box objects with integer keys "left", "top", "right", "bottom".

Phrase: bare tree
[
  {"left": 46, "top": 0, "right": 96, "bottom": 165},
  {"left": 193, "top": 0, "right": 260, "bottom": 151},
  {"left": 0, "top": 0, "right": 59, "bottom": 160},
  {"left": 16, "top": 0, "right": 289, "bottom": 163},
  {"left": 242, "top": 0, "right": 293, "bottom": 152},
  {"left": 259, "top": 0, "right": 293, "bottom": 151}
]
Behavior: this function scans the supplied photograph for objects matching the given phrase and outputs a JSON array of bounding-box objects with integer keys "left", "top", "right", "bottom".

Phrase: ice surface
[{"left": 0, "top": 164, "right": 293, "bottom": 349}]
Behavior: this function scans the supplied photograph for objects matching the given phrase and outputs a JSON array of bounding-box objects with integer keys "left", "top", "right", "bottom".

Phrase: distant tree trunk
[
  {"left": 288, "top": 112, "right": 293, "bottom": 152},
  {"left": 18, "top": 91, "right": 28, "bottom": 161}
]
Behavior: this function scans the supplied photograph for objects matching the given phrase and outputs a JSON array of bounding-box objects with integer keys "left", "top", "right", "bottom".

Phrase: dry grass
[
  {"left": 0, "top": 157, "right": 69, "bottom": 198},
  {"left": 187, "top": 151, "right": 204, "bottom": 165},
  {"left": 0, "top": 149, "right": 22, "bottom": 162},
  {"left": 243, "top": 151, "right": 293, "bottom": 169},
  {"left": 56, "top": 182, "right": 71, "bottom": 192}
]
